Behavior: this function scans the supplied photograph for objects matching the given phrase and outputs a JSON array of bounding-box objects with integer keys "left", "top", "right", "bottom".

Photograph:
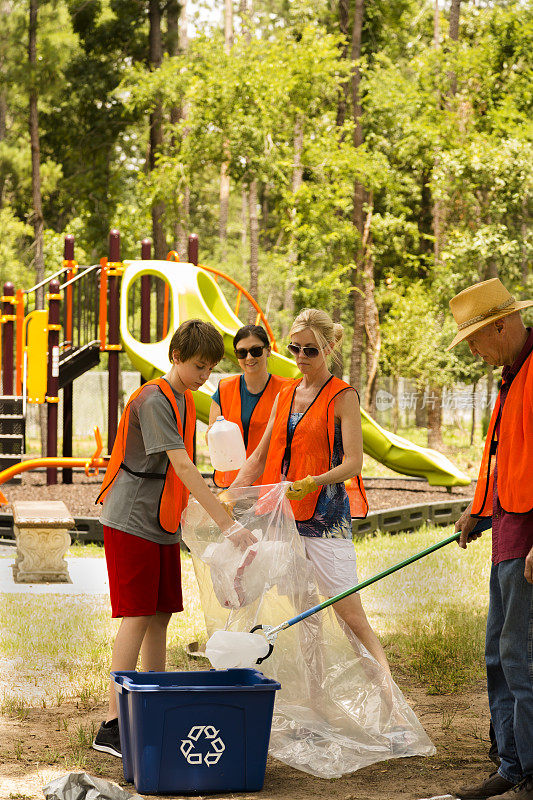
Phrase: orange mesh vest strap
[
  {"left": 96, "top": 378, "right": 195, "bottom": 533},
  {"left": 214, "top": 374, "right": 288, "bottom": 488},
  {"left": 261, "top": 376, "right": 368, "bottom": 521},
  {"left": 473, "top": 351, "right": 533, "bottom": 515}
]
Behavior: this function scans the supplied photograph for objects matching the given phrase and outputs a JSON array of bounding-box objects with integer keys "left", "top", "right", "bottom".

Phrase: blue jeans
[{"left": 485, "top": 558, "right": 533, "bottom": 783}]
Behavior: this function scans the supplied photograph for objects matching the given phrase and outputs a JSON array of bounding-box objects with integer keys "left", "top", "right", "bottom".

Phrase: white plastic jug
[{"left": 208, "top": 416, "right": 246, "bottom": 471}]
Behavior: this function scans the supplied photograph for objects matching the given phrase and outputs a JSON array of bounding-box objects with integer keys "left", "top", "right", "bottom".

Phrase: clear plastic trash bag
[
  {"left": 201, "top": 527, "right": 292, "bottom": 609},
  {"left": 181, "top": 483, "right": 436, "bottom": 779}
]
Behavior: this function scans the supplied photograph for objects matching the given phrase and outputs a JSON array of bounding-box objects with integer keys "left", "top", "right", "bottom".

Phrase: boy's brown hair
[{"left": 168, "top": 319, "right": 224, "bottom": 364}]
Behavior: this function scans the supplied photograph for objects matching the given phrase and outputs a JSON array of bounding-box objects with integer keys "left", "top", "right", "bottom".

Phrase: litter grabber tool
[{"left": 247, "top": 515, "right": 492, "bottom": 664}]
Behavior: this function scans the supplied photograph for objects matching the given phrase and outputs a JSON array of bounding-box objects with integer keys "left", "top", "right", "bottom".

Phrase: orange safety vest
[
  {"left": 96, "top": 378, "right": 196, "bottom": 534},
  {"left": 261, "top": 375, "right": 368, "bottom": 520},
  {"left": 472, "top": 350, "right": 533, "bottom": 517},
  {"left": 214, "top": 373, "right": 288, "bottom": 488}
]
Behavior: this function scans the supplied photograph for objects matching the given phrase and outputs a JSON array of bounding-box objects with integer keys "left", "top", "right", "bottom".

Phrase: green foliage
[
  {"left": 0, "top": 0, "right": 530, "bottom": 393},
  {"left": 0, "top": 208, "right": 33, "bottom": 287}
]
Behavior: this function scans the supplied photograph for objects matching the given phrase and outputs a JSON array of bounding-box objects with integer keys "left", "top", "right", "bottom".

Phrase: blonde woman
[{"left": 231, "top": 308, "right": 390, "bottom": 673}]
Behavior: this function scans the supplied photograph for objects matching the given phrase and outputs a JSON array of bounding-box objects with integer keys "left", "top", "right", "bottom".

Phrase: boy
[{"left": 92, "top": 319, "right": 255, "bottom": 757}]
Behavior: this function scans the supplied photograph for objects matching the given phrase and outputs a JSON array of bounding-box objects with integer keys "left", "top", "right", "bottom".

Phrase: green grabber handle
[{"left": 257, "top": 517, "right": 492, "bottom": 644}]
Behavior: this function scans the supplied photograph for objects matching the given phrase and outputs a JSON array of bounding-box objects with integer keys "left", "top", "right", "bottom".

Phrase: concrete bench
[{"left": 11, "top": 500, "right": 75, "bottom": 584}]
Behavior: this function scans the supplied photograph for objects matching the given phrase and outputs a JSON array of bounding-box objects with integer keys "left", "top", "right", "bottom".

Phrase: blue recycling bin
[{"left": 112, "top": 668, "right": 281, "bottom": 795}]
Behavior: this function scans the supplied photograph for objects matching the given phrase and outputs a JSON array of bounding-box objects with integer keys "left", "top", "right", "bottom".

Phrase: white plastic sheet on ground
[{"left": 181, "top": 483, "right": 436, "bottom": 779}]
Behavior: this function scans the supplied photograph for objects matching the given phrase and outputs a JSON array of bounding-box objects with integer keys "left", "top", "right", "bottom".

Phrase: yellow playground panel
[{"left": 23, "top": 310, "right": 49, "bottom": 404}]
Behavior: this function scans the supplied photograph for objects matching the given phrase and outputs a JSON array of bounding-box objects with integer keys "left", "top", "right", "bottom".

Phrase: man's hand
[
  {"left": 525, "top": 545, "right": 533, "bottom": 584},
  {"left": 286, "top": 475, "right": 318, "bottom": 501},
  {"left": 224, "top": 521, "right": 257, "bottom": 551},
  {"left": 454, "top": 502, "right": 480, "bottom": 549}
]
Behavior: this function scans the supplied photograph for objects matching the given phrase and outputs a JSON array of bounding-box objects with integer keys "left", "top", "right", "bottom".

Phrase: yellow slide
[{"left": 119, "top": 260, "right": 470, "bottom": 487}]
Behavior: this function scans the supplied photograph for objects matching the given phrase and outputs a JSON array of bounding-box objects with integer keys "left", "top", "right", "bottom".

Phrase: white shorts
[{"left": 303, "top": 537, "right": 358, "bottom": 597}]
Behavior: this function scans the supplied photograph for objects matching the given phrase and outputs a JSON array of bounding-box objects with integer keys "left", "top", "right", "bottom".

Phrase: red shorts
[{"left": 103, "top": 526, "right": 183, "bottom": 618}]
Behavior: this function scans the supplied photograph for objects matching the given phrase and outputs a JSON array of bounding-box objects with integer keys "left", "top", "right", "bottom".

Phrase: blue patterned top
[{"left": 282, "top": 412, "right": 352, "bottom": 539}]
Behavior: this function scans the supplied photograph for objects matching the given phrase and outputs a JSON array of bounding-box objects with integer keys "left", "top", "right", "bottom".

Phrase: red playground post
[
  {"left": 2, "top": 282, "right": 15, "bottom": 395},
  {"left": 62, "top": 235, "right": 75, "bottom": 484},
  {"left": 188, "top": 234, "right": 199, "bottom": 266},
  {"left": 107, "top": 229, "right": 121, "bottom": 454},
  {"left": 46, "top": 279, "right": 61, "bottom": 485}
]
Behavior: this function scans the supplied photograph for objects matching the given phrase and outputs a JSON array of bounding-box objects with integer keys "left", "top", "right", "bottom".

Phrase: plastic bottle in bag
[{"left": 208, "top": 416, "right": 246, "bottom": 471}]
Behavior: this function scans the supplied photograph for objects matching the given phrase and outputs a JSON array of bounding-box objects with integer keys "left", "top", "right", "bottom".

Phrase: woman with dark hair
[{"left": 209, "top": 324, "right": 288, "bottom": 488}]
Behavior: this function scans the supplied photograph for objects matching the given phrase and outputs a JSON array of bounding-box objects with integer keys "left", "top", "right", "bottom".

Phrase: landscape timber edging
[{"left": 351, "top": 499, "right": 472, "bottom": 538}]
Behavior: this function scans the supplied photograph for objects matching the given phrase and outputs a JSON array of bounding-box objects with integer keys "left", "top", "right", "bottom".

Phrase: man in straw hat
[{"left": 448, "top": 278, "right": 533, "bottom": 800}]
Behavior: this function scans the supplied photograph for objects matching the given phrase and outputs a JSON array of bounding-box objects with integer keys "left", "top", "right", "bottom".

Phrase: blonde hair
[{"left": 290, "top": 308, "right": 343, "bottom": 366}]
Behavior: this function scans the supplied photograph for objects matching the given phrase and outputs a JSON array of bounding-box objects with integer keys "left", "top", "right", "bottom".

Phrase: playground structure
[{"left": 0, "top": 229, "right": 470, "bottom": 496}]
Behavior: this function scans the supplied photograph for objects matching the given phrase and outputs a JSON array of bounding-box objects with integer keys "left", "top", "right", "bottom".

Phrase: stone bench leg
[{"left": 12, "top": 525, "right": 72, "bottom": 584}]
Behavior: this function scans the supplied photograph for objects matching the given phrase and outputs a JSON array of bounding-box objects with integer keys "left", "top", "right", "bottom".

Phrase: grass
[
  {"left": 0, "top": 524, "right": 491, "bottom": 708},
  {"left": 67, "top": 541, "right": 105, "bottom": 557},
  {"left": 355, "top": 524, "right": 491, "bottom": 692}
]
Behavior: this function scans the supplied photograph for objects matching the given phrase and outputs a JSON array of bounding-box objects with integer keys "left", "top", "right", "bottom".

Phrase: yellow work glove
[{"left": 286, "top": 475, "right": 318, "bottom": 501}]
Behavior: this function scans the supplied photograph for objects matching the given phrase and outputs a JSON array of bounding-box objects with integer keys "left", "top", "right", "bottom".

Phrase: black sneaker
[{"left": 92, "top": 718, "right": 122, "bottom": 758}]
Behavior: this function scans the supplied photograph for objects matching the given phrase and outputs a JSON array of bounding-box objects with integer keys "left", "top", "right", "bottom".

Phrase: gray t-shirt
[{"left": 100, "top": 380, "right": 187, "bottom": 544}]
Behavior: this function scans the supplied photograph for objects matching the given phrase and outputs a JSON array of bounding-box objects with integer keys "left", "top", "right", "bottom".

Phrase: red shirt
[{"left": 492, "top": 327, "right": 533, "bottom": 564}]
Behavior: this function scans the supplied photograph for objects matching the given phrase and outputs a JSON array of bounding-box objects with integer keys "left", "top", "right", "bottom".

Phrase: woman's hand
[{"left": 286, "top": 475, "right": 318, "bottom": 500}]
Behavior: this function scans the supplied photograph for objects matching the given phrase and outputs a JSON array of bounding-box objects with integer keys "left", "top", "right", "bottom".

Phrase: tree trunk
[
  {"left": 167, "top": 0, "right": 189, "bottom": 258},
  {"left": 433, "top": 0, "right": 440, "bottom": 47},
  {"left": 482, "top": 365, "right": 494, "bottom": 438},
  {"left": 363, "top": 202, "right": 380, "bottom": 413},
  {"left": 241, "top": 187, "right": 248, "bottom": 270},
  {"left": 449, "top": 0, "right": 461, "bottom": 40},
  {"left": 392, "top": 377, "right": 400, "bottom": 433},
  {"left": 415, "top": 383, "right": 427, "bottom": 428},
  {"left": 331, "top": 0, "right": 350, "bottom": 379},
  {"left": 29, "top": 0, "right": 47, "bottom": 454},
  {"left": 282, "top": 116, "right": 304, "bottom": 336},
  {"left": 174, "top": 187, "right": 189, "bottom": 258},
  {"left": 0, "top": 90, "right": 6, "bottom": 207},
  {"left": 219, "top": 159, "right": 230, "bottom": 258},
  {"left": 219, "top": 0, "right": 233, "bottom": 257},
  {"left": 331, "top": 301, "right": 344, "bottom": 378},
  {"left": 521, "top": 197, "right": 528, "bottom": 285},
  {"left": 349, "top": 0, "right": 366, "bottom": 392},
  {"left": 336, "top": 0, "right": 350, "bottom": 129},
  {"left": 470, "top": 381, "right": 477, "bottom": 446},
  {"left": 149, "top": 0, "right": 167, "bottom": 338},
  {"left": 149, "top": 0, "right": 165, "bottom": 257},
  {"left": 427, "top": 384, "right": 444, "bottom": 449},
  {"left": 29, "top": 0, "right": 45, "bottom": 310},
  {"left": 248, "top": 178, "right": 259, "bottom": 321},
  {"left": 448, "top": 0, "right": 461, "bottom": 95}
]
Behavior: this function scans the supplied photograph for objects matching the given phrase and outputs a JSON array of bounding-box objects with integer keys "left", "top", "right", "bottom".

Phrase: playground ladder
[{"left": 0, "top": 396, "right": 25, "bottom": 478}]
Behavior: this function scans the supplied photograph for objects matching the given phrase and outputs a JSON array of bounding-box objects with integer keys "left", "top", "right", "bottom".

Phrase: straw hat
[{"left": 447, "top": 278, "right": 533, "bottom": 350}]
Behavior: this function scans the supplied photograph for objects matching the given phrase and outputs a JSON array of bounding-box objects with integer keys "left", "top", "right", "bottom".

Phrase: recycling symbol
[{"left": 179, "top": 725, "right": 226, "bottom": 767}]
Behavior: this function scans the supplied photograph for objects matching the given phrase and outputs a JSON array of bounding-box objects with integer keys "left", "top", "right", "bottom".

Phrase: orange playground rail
[{"left": 0, "top": 427, "right": 108, "bottom": 506}]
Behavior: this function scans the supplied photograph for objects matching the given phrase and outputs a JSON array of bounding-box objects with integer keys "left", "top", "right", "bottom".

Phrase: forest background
[{"left": 1, "top": 0, "right": 532, "bottom": 451}]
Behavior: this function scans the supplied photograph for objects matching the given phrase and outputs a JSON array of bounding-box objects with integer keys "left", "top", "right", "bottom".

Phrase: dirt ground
[{"left": 0, "top": 684, "right": 493, "bottom": 800}]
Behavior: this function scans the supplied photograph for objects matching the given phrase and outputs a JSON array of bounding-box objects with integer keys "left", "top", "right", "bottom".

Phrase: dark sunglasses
[
  {"left": 287, "top": 343, "right": 320, "bottom": 358},
  {"left": 234, "top": 345, "right": 266, "bottom": 359}
]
